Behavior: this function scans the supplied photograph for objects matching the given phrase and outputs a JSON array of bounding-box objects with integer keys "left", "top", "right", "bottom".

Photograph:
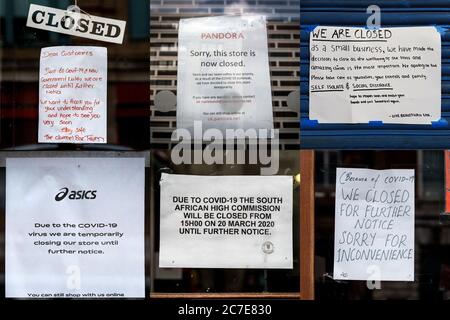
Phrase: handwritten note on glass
[
  {"left": 334, "top": 168, "right": 415, "bottom": 281},
  {"left": 159, "top": 174, "right": 293, "bottom": 269},
  {"left": 309, "top": 26, "right": 441, "bottom": 124},
  {"left": 38, "top": 46, "right": 107, "bottom": 144}
]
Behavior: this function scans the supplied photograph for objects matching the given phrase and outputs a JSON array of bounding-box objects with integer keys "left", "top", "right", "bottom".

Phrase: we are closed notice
[
  {"left": 334, "top": 168, "right": 415, "bottom": 281},
  {"left": 176, "top": 15, "right": 273, "bottom": 135},
  {"left": 39, "top": 46, "right": 107, "bottom": 143},
  {"left": 309, "top": 26, "right": 441, "bottom": 124}
]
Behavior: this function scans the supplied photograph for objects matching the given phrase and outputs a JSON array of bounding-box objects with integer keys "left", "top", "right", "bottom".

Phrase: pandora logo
[{"left": 201, "top": 32, "right": 244, "bottom": 40}]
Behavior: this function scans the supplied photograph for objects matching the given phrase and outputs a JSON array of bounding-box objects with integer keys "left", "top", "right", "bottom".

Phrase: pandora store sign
[{"left": 27, "top": 4, "right": 126, "bottom": 44}]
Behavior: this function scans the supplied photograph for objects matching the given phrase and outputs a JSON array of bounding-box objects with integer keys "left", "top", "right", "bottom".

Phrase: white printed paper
[
  {"left": 310, "top": 26, "right": 441, "bottom": 124},
  {"left": 177, "top": 15, "right": 273, "bottom": 136},
  {"left": 6, "top": 158, "right": 145, "bottom": 298},
  {"left": 334, "top": 168, "right": 415, "bottom": 281},
  {"left": 27, "top": 4, "right": 126, "bottom": 44},
  {"left": 159, "top": 174, "right": 293, "bottom": 269},
  {"left": 39, "top": 46, "right": 107, "bottom": 144}
]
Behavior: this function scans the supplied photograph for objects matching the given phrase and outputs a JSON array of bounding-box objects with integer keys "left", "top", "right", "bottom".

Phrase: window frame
[{"left": 149, "top": 151, "right": 315, "bottom": 300}]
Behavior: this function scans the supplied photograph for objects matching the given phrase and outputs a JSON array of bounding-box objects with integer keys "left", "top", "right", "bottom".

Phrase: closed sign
[{"left": 27, "top": 4, "right": 126, "bottom": 44}]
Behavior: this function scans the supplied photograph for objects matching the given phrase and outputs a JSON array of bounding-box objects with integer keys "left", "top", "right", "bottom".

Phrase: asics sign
[{"left": 55, "top": 188, "right": 97, "bottom": 201}]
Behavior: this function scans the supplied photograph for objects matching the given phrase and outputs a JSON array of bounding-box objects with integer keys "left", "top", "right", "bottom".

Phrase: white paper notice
[
  {"left": 27, "top": 4, "right": 126, "bottom": 44},
  {"left": 310, "top": 26, "right": 441, "bottom": 124},
  {"left": 159, "top": 174, "right": 293, "bottom": 269},
  {"left": 176, "top": 15, "right": 273, "bottom": 136},
  {"left": 334, "top": 168, "right": 415, "bottom": 281},
  {"left": 39, "top": 46, "right": 107, "bottom": 144},
  {"left": 6, "top": 158, "right": 145, "bottom": 298}
]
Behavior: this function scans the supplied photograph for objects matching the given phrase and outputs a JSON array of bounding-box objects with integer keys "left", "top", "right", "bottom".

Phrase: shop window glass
[
  {"left": 0, "top": 0, "right": 150, "bottom": 150},
  {"left": 314, "top": 150, "right": 450, "bottom": 300}
]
